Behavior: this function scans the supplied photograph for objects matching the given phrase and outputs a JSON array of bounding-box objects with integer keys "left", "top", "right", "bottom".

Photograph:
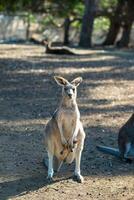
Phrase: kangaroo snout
[{"left": 68, "top": 93, "right": 73, "bottom": 98}]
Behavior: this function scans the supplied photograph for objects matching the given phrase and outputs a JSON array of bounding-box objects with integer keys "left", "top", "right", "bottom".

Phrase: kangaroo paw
[
  {"left": 73, "top": 174, "right": 84, "bottom": 183},
  {"left": 46, "top": 176, "right": 54, "bottom": 183}
]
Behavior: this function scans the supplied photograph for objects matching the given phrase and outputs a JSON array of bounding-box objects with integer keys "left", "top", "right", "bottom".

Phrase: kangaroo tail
[{"left": 96, "top": 145, "right": 120, "bottom": 158}]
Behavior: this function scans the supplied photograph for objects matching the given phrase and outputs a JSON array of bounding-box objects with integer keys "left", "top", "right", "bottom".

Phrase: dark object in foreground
[
  {"left": 44, "top": 41, "right": 76, "bottom": 55},
  {"left": 97, "top": 113, "right": 134, "bottom": 162}
]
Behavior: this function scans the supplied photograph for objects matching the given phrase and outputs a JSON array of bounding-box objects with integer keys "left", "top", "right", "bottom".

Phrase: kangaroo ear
[
  {"left": 54, "top": 76, "right": 68, "bottom": 86},
  {"left": 71, "top": 77, "right": 83, "bottom": 87}
]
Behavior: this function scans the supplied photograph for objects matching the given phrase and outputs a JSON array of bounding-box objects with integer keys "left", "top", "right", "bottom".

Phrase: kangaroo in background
[
  {"left": 97, "top": 113, "right": 134, "bottom": 162},
  {"left": 44, "top": 76, "right": 85, "bottom": 183},
  {"left": 44, "top": 41, "right": 76, "bottom": 55},
  {"left": 118, "top": 113, "right": 134, "bottom": 160}
]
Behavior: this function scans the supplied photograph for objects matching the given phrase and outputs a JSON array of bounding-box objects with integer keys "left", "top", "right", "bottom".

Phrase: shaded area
[{"left": 0, "top": 44, "right": 134, "bottom": 200}]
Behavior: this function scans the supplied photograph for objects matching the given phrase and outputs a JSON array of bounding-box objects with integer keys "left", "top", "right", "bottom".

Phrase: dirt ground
[{"left": 0, "top": 44, "right": 134, "bottom": 200}]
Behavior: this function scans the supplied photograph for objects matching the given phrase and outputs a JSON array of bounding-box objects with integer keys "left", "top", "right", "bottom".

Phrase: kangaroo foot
[{"left": 73, "top": 174, "right": 84, "bottom": 183}]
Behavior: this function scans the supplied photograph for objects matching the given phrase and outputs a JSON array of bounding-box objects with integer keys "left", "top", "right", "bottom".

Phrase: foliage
[
  {"left": 94, "top": 16, "right": 110, "bottom": 32},
  {"left": 0, "top": 0, "right": 18, "bottom": 12},
  {"left": 100, "top": 0, "right": 118, "bottom": 9},
  {"left": 72, "top": 1, "right": 84, "bottom": 17},
  {"left": 46, "top": 0, "right": 83, "bottom": 18},
  {"left": 0, "top": 0, "right": 45, "bottom": 12},
  {"left": 71, "top": 20, "right": 81, "bottom": 28}
]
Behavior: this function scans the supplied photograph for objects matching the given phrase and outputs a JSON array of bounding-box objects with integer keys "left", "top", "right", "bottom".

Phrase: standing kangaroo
[{"left": 44, "top": 76, "right": 85, "bottom": 183}]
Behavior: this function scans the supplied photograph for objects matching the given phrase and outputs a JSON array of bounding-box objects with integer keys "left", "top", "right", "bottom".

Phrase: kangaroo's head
[{"left": 54, "top": 76, "right": 82, "bottom": 100}]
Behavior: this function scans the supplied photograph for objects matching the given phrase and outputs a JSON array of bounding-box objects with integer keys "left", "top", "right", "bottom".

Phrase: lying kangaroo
[
  {"left": 44, "top": 76, "right": 85, "bottom": 182},
  {"left": 44, "top": 41, "right": 76, "bottom": 55},
  {"left": 97, "top": 113, "right": 134, "bottom": 162}
]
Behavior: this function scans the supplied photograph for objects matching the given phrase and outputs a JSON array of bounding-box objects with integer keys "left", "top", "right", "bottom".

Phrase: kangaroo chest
[{"left": 61, "top": 109, "right": 79, "bottom": 139}]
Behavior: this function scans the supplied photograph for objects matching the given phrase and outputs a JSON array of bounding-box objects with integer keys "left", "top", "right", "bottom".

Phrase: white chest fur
[{"left": 58, "top": 107, "right": 79, "bottom": 140}]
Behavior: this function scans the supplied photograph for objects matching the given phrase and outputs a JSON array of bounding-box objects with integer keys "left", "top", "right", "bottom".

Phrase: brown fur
[
  {"left": 44, "top": 41, "right": 76, "bottom": 55},
  {"left": 44, "top": 76, "right": 85, "bottom": 182},
  {"left": 118, "top": 113, "right": 134, "bottom": 159}
]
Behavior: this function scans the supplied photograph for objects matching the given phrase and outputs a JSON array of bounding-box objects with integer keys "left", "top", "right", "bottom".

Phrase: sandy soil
[{"left": 0, "top": 44, "right": 134, "bottom": 200}]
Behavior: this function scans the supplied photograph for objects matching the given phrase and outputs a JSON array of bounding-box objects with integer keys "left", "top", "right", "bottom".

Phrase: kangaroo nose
[{"left": 68, "top": 94, "right": 72, "bottom": 98}]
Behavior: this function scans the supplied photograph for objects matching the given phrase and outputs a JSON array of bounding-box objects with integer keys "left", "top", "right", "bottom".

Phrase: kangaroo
[
  {"left": 118, "top": 113, "right": 134, "bottom": 160},
  {"left": 97, "top": 113, "right": 134, "bottom": 162},
  {"left": 44, "top": 76, "right": 85, "bottom": 183},
  {"left": 44, "top": 41, "right": 76, "bottom": 55}
]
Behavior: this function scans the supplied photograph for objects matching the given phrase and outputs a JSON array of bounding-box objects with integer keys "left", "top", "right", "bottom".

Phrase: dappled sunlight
[
  {"left": 89, "top": 80, "right": 134, "bottom": 101},
  {"left": 0, "top": 118, "right": 48, "bottom": 127},
  {"left": 0, "top": 44, "right": 43, "bottom": 59},
  {"left": 30, "top": 54, "right": 117, "bottom": 63},
  {"left": 81, "top": 109, "right": 132, "bottom": 129},
  {"left": 0, "top": 44, "right": 134, "bottom": 200},
  {"left": 53, "top": 66, "right": 114, "bottom": 75},
  {"left": 0, "top": 174, "right": 23, "bottom": 184},
  {"left": 6, "top": 66, "right": 115, "bottom": 76},
  {"left": 8, "top": 69, "right": 49, "bottom": 75}
]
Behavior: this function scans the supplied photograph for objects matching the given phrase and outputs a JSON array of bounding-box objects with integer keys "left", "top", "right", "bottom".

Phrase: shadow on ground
[{"left": 0, "top": 44, "right": 134, "bottom": 199}]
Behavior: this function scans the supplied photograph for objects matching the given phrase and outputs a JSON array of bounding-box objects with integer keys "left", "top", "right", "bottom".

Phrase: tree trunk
[
  {"left": 26, "top": 14, "right": 30, "bottom": 40},
  {"left": 103, "top": 0, "right": 125, "bottom": 46},
  {"left": 116, "top": 22, "right": 133, "bottom": 47},
  {"left": 103, "top": 18, "right": 121, "bottom": 46},
  {"left": 79, "top": 0, "right": 96, "bottom": 47},
  {"left": 116, "top": 0, "right": 134, "bottom": 47},
  {"left": 63, "top": 17, "right": 70, "bottom": 45}
]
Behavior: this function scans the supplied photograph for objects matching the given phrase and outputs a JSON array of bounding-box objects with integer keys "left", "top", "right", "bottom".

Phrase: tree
[
  {"left": 79, "top": 0, "right": 119, "bottom": 47},
  {"left": 46, "top": 0, "right": 83, "bottom": 45},
  {"left": 63, "top": 17, "right": 71, "bottom": 45},
  {"left": 0, "top": 0, "right": 46, "bottom": 13},
  {"left": 0, "top": 0, "right": 46, "bottom": 40},
  {"left": 103, "top": 0, "right": 124, "bottom": 45},
  {"left": 103, "top": 0, "right": 134, "bottom": 47},
  {"left": 116, "top": 0, "right": 134, "bottom": 47},
  {"left": 79, "top": 0, "right": 96, "bottom": 47}
]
